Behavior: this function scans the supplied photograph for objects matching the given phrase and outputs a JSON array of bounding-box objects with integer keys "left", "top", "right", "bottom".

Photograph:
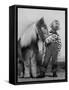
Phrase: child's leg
[
  {"left": 51, "top": 43, "right": 58, "bottom": 77},
  {"left": 52, "top": 55, "right": 58, "bottom": 77},
  {"left": 43, "top": 45, "right": 52, "bottom": 69}
]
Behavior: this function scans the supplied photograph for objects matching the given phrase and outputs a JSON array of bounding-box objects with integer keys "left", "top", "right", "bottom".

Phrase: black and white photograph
[
  {"left": 17, "top": 6, "right": 67, "bottom": 83},
  {"left": 9, "top": 5, "right": 67, "bottom": 85}
]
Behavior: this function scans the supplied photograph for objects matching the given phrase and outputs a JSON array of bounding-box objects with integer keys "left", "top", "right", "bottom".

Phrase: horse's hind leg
[
  {"left": 24, "top": 50, "right": 31, "bottom": 78},
  {"left": 18, "top": 59, "right": 24, "bottom": 78},
  {"left": 24, "top": 60, "right": 30, "bottom": 78}
]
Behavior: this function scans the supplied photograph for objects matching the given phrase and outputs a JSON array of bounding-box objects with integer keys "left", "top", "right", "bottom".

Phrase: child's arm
[{"left": 45, "top": 34, "right": 58, "bottom": 43}]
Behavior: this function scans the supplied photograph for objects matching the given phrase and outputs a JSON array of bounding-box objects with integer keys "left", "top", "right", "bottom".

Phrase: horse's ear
[
  {"left": 40, "top": 17, "right": 44, "bottom": 20},
  {"left": 36, "top": 17, "right": 44, "bottom": 29},
  {"left": 38, "top": 17, "right": 44, "bottom": 24}
]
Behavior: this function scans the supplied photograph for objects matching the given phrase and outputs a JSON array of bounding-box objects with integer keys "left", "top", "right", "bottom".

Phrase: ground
[
  {"left": 18, "top": 71, "right": 65, "bottom": 82},
  {"left": 18, "top": 61, "right": 65, "bottom": 82}
]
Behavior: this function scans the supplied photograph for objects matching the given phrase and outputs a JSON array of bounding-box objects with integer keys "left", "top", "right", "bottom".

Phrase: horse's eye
[
  {"left": 44, "top": 27, "right": 46, "bottom": 29},
  {"left": 43, "top": 25, "right": 47, "bottom": 29}
]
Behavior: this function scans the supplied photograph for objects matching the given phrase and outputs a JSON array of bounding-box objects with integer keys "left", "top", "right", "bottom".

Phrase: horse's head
[{"left": 36, "top": 17, "right": 48, "bottom": 41}]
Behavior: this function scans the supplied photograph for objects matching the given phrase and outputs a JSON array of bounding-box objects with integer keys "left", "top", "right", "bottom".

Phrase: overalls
[{"left": 43, "top": 31, "right": 61, "bottom": 76}]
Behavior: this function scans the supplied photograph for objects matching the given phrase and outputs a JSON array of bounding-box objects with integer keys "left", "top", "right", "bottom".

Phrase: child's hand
[
  {"left": 45, "top": 34, "right": 57, "bottom": 43},
  {"left": 52, "top": 34, "right": 57, "bottom": 39}
]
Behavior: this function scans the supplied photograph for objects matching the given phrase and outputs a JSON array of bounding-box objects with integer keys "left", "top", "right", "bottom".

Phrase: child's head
[{"left": 50, "top": 20, "right": 60, "bottom": 31}]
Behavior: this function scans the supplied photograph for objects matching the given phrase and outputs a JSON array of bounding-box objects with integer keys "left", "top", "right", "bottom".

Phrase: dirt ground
[{"left": 18, "top": 71, "right": 65, "bottom": 82}]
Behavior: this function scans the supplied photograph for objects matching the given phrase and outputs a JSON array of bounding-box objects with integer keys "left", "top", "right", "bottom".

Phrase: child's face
[{"left": 52, "top": 20, "right": 60, "bottom": 31}]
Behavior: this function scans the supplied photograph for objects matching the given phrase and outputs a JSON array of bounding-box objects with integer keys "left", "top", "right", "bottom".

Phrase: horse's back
[{"left": 20, "top": 23, "right": 37, "bottom": 47}]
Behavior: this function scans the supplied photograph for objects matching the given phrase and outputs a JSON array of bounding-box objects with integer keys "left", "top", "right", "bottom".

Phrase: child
[{"left": 43, "top": 20, "right": 61, "bottom": 77}]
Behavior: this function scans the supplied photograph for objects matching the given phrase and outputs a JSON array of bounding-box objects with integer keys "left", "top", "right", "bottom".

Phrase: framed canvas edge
[{"left": 9, "top": 5, "right": 68, "bottom": 85}]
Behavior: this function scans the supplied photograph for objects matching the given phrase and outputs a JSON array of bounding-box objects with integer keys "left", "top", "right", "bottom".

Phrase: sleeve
[{"left": 45, "top": 34, "right": 58, "bottom": 43}]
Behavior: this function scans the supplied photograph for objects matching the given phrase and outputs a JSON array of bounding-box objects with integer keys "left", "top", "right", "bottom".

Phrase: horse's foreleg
[{"left": 31, "top": 54, "right": 37, "bottom": 78}]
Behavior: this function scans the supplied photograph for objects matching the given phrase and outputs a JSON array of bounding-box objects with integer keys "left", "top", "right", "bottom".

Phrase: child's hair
[{"left": 50, "top": 20, "right": 60, "bottom": 31}]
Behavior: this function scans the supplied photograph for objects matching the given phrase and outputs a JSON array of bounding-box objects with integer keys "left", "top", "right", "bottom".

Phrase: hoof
[
  {"left": 53, "top": 72, "right": 57, "bottom": 77},
  {"left": 36, "top": 72, "right": 45, "bottom": 78}
]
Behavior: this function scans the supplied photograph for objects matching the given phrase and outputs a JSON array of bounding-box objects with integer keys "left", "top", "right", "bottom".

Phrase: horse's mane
[{"left": 20, "top": 17, "right": 48, "bottom": 47}]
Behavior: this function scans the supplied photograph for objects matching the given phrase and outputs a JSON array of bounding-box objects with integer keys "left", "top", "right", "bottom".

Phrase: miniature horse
[{"left": 18, "top": 17, "right": 48, "bottom": 78}]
